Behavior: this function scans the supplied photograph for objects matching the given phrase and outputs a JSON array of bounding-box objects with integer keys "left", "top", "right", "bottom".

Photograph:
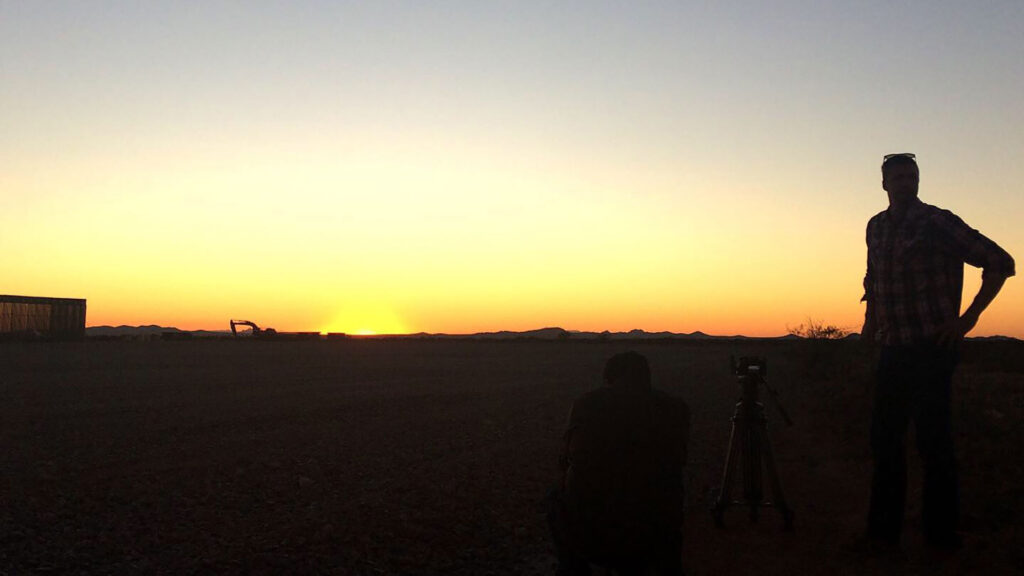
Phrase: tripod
[{"left": 712, "top": 357, "right": 794, "bottom": 530}]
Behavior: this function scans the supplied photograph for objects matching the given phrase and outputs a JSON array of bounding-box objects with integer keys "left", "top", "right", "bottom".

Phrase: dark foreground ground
[{"left": 1, "top": 338, "right": 1021, "bottom": 575}]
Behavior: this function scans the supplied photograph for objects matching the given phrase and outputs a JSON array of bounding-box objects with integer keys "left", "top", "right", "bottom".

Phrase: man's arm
[
  {"left": 861, "top": 233, "right": 878, "bottom": 342},
  {"left": 559, "top": 402, "right": 581, "bottom": 474},
  {"left": 936, "top": 273, "right": 1009, "bottom": 348},
  {"left": 931, "top": 210, "right": 1015, "bottom": 348},
  {"left": 861, "top": 299, "right": 877, "bottom": 343}
]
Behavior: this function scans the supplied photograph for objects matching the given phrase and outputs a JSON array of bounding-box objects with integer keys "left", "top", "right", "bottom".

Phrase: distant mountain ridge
[
  {"left": 87, "top": 325, "right": 229, "bottom": 338},
  {"left": 463, "top": 327, "right": 750, "bottom": 340},
  {"left": 84, "top": 325, "right": 766, "bottom": 340},
  {"left": 84, "top": 324, "right": 1021, "bottom": 341}
]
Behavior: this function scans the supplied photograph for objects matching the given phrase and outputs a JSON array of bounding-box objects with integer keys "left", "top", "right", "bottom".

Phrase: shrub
[{"left": 787, "top": 318, "right": 851, "bottom": 340}]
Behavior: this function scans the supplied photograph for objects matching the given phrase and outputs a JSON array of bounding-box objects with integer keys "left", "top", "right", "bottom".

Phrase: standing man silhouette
[{"left": 861, "top": 153, "right": 1015, "bottom": 550}]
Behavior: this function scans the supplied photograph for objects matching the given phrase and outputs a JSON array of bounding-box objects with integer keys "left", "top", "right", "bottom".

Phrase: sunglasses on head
[{"left": 883, "top": 153, "right": 916, "bottom": 161}]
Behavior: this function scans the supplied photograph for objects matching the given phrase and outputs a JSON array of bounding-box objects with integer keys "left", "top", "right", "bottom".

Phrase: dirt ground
[{"left": 1, "top": 338, "right": 1021, "bottom": 575}]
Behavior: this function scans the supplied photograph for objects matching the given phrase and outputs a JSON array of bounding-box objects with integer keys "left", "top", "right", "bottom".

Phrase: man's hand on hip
[{"left": 936, "top": 313, "right": 979, "bottom": 349}]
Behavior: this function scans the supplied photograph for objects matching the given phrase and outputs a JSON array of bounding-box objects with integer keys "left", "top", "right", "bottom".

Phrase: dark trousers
[
  {"left": 868, "top": 344, "right": 959, "bottom": 545},
  {"left": 546, "top": 488, "right": 683, "bottom": 576}
]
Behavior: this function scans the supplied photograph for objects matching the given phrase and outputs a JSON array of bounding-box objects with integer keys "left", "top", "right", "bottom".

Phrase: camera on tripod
[
  {"left": 713, "top": 355, "right": 794, "bottom": 530},
  {"left": 734, "top": 356, "right": 767, "bottom": 379}
]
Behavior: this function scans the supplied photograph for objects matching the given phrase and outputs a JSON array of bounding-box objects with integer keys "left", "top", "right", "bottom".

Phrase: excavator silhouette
[
  {"left": 229, "top": 319, "right": 277, "bottom": 338},
  {"left": 229, "top": 320, "right": 320, "bottom": 341}
]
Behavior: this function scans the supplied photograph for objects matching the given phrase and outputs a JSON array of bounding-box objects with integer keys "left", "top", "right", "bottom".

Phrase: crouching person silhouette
[{"left": 548, "top": 352, "right": 690, "bottom": 576}]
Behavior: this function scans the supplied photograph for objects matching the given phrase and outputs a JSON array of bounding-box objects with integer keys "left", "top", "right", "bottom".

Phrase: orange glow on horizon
[
  {"left": 67, "top": 258, "right": 1022, "bottom": 339},
  {"left": 316, "top": 302, "right": 409, "bottom": 336}
]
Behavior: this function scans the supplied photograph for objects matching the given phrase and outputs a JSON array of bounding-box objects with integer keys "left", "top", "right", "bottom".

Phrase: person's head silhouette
[{"left": 603, "top": 351, "right": 651, "bottom": 391}]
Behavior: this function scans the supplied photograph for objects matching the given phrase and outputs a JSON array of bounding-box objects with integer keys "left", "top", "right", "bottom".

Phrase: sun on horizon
[{"left": 318, "top": 303, "right": 408, "bottom": 336}]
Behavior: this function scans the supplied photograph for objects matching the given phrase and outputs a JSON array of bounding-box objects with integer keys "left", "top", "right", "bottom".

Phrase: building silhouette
[{"left": 0, "top": 295, "right": 86, "bottom": 340}]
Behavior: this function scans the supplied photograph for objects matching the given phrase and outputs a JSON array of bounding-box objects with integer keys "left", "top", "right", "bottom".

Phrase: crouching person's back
[{"left": 548, "top": 351, "right": 690, "bottom": 576}]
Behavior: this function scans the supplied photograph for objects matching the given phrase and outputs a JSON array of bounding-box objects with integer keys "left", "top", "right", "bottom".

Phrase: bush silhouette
[{"left": 787, "top": 318, "right": 850, "bottom": 340}]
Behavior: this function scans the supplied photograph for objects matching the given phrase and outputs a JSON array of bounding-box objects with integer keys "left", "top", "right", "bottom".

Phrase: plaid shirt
[{"left": 863, "top": 199, "right": 1015, "bottom": 345}]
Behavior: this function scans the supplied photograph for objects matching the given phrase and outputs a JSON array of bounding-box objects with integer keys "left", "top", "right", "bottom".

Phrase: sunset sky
[{"left": 3, "top": 2, "right": 1022, "bottom": 337}]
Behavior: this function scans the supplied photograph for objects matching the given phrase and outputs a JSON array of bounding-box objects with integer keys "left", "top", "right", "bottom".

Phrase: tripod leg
[
  {"left": 759, "top": 425, "right": 794, "bottom": 530},
  {"left": 712, "top": 416, "right": 742, "bottom": 527},
  {"left": 743, "top": 421, "right": 763, "bottom": 522}
]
